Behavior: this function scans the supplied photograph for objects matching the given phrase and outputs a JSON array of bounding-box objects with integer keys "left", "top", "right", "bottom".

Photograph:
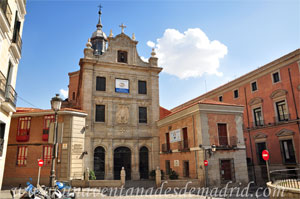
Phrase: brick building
[
  {"left": 158, "top": 100, "right": 249, "bottom": 186},
  {"left": 168, "top": 49, "right": 300, "bottom": 185},
  {"left": 2, "top": 107, "right": 87, "bottom": 187}
]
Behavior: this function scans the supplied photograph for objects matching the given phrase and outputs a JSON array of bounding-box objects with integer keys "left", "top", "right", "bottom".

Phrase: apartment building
[
  {"left": 170, "top": 49, "right": 300, "bottom": 185},
  {"left": 158, "top": 100, "right": 248, "bottom": 187},
  {"left": 0, "top": 0, "right": 26, "bottom": 189},
  {"left": 2, "top": 107, "right": 87, "bottom": 187}
]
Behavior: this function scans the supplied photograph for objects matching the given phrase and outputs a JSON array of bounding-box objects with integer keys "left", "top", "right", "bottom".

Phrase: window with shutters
[
  {"left": 16, "top": 146, "right": 28, "bottom": 166},
  {"left": 276, "top": 100, "right": 289, "bottom": 121},
  {"left": 218, "top": 123, "right": 228, "bottom": 146},
  {"left": 139, "top": 107, "right": 147, "bottom": 123},
  {"left": 17, "top": 117, "right": 31, "bottom": 142},
  {"left": 138, "top": 80, "right": 147, "bottom": 94},
  {"left": 42, "top": 115, "right": 54, "bottom": 141},
  {"left": 95, "top": 105, "right": 105, "bottom": 122},
  {"left": 43, "top": 146, "right": 52, "bottom": 165},
  {"left": 96, "top": 76, "right": 106, "bottom": 91}
]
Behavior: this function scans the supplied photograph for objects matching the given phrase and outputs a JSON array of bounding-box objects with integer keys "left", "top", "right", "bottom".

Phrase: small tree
[{"left": 89, "top": 170, "right": 96, "bottom": 180}]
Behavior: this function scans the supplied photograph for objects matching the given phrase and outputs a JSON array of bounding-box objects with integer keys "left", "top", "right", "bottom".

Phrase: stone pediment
[
  {"left": 253, "top": 132, "right": 268, "bottom": 139},
  {"left": 97, "top": 33, "right": 150, "bottom": 67},
  {"left": 270, "top": 89, "right": 288, "bottom": 99},
  {"left": 249, "top": 97, "right": 263, "bottom": 106},
  {"left": 276, "top": 128, "right": 295, "bottom": 137}
]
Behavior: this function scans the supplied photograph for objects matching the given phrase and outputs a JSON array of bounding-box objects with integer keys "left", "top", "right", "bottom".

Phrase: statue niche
[{"left": 116, "top": 105, "right": 129, "bottom": 124}]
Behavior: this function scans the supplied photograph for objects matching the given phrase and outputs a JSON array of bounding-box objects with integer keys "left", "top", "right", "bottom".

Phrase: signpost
[
  {"left": 37, "top": 159, "right": 44, "bottom": 186},
  {"left": 262, "top": 150, "right": 271, "bottom": 182}
]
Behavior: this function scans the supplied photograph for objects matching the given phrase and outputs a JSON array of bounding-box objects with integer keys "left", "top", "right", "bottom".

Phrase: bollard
[
  {"left": 121, "top": 167, "right": 126, "bottom": 186},
  {"left": 85, "top": 167, "right": 90, "bottom": 180},
  {"left": 155, "top": 166, "right": 162, "bottom": 187}
]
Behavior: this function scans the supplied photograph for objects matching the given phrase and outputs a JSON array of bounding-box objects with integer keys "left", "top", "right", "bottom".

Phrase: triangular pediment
[
  {"left": 253, "top": 132, "right": 268, "bottom": 139},
  {"left": 276, "top": 128, "right": 295, "bottom": 137}
]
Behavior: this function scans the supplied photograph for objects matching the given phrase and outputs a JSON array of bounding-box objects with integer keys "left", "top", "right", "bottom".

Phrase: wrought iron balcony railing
[
  {"left": 162, "top": 143, "right": 171, "bottom": 153},
  {"left": 0, "top": 71, "right": 6, "bottom": 98},
  {"left": 218, "top": 136, "right": 238, "bottom": 147},
  {"left": 0, "top": 0, "right": 12, "bottom": 26},
  {"left": 251, "top": 120, "right": 265, "bottom": 129},
  {"left": 178, "top": 140, "right": 189, "bottom": 151},
  {"left": 274, "top": 114, "right": 290, "bottom": 123},
  {"left": 5, "top": 84, "right": 17, "bottom": 107}
]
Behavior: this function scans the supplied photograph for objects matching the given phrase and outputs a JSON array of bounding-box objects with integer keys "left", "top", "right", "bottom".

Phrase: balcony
[
  {"left": 5, "top": 85, "right": 17, "bottom": 107},
  {"left": 11, "top": 32, "right": 23, "bottom": 59},
  {"left": 42, "top": 129, "right": 49, "bottom": 141},
  {"left": 217, "top": 136, "right": 238, "bottom": 149},
  {"left": 178, "top": 140, "right": 189, "bottom": 151},
  {"left": 0, "top": 138, "right": 4, "bottom": 157},
  {"left": 16, "top": 131, "right": 29, "bottom": 142},
  {"left": 0, "top": 0, "right": 12, "bottom": 32},
  {"left": 250, "top": 120, "right": 265, "bottom": 129},
  {"left": 274, "top": 114, "right": 290, "bottom": 124},
  {"left": 161, "top": 143, "right": 171, "bottom": 153}
]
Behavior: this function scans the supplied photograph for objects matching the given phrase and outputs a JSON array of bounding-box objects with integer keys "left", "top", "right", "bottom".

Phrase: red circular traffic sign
[
  {"left": 262, "top": 150, "right": 269, "bottom": 161},
  {"left": 38, "top": 159, "right": 44, "bottom": 167},
  {"left": 204, "top": 160, "right": 208, "bottom": 166}
]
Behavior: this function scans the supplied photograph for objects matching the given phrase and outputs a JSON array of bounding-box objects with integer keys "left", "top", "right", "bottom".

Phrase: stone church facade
[{"left": 65, "top": 8, "right": 162, "bottom": 180}]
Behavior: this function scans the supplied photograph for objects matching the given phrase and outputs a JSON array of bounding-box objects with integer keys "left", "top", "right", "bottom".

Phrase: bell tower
[{"left": 91, "top": 5, "right": 107, "bottom": 55}]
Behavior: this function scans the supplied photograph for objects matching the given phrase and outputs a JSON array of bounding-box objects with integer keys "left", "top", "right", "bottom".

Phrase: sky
[{"left": 16, "top": 0, "right": 300, "bottom": 110}]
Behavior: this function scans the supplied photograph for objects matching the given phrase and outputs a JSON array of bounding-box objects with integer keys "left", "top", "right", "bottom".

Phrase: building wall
[
  {"left": 68, "top": 33, "right": 162, "bottom": 180},
  {"left": 169, "top": 50, "right": 300, "bottom": 185},
  {"left": 0, "top": 0, "right": 26, "bottom": 189},
  {"left": 159, "top": 103, "right": 248, "bottom": 187},
  {"left": 2, "top": 111, "right": 86, "bottom": 187},
  {"left": 159, "top": 115, "right": 199, "bottom": 179}
]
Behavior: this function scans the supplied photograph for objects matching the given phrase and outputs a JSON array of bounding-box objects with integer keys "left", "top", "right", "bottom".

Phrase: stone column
[
  {"left": 131, "top": 143, "right": 140, "bottom": 180},
  {"left": 155, "top": 167, "right": 161, "bottom": 187},
  {"left": 106, "top": 141, "right": 114, "bottom": 180}
]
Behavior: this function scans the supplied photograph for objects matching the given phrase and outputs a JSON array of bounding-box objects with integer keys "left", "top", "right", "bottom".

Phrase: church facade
[{"left": 65, "top": 8, "right": 162, "bottom": 180}]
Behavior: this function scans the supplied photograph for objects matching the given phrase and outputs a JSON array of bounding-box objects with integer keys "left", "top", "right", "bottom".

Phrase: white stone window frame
[
  {"left": 273, "top": 96, "right": 289, "bottom": 123},
  {"left": 251, "top": 104, "right": 264, "bottom": 127},
  {"left": 233, "top": 89, "right": 239, "bottom": 99},
  {"left": 271, "top": 70, "right": 281, "bottom": 84},
  {"left": 250, "top": 80, "right": 258, "bottom": 93},
  {"left": 276, "top": 129, "right": 297, "bottom": 164}
]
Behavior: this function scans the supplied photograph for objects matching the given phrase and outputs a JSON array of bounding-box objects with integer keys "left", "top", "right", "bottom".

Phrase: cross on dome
[{"left": 119, "top": 23, "right": 127, "bottom": 33}]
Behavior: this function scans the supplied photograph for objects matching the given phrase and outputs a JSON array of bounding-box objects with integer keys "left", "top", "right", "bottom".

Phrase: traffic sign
[
  {"left": 38, "top": 159, "right": 44, "bottom": 167},
  {"left": 262, "top": 150, "right": 269, "bottom": 161},
  {"left": 204, "top": 160, "right": 208, "bottom": 166}
]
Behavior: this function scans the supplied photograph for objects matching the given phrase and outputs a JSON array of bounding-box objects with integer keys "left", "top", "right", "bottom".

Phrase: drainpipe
[
  {"left": 244, "top": 87, "right": 257, "bottom": 183},
  {"left": 288, "top": 68, "right": 300, "bottom": 134}
]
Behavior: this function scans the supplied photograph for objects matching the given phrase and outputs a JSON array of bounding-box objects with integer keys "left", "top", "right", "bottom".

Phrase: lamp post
[{"left": 49, "top": 94, "right": 62, "bottom": 187}]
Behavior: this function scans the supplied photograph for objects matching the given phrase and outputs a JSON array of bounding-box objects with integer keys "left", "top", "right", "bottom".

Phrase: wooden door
[{"left": 220, "top": 160, "right": 232, "bottom": 181}]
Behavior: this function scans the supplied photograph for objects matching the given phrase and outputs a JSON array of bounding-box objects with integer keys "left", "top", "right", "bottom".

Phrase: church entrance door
[
  {"left": 139, "top": 146, "right": 149, "bottom": 179},
  {"left": 114, "top": 147, "right": 131, "bottom": 180},
  {"left": 94, "top": 146, "right": 105, "bottom": 180}
]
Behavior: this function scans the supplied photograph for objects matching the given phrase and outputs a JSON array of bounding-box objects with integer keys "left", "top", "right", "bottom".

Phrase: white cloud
[
  {"left": 153, "top": 28, "right": 227, "bottom": 79},
  {"left": 147, "top": 41, "right": 155, "bottom": 48},
  {"left": 140, "top": 56, "right": 148, "bottom": 63},
  {"left": 60, "top": 89, "right": 68, "bottom": 99}
]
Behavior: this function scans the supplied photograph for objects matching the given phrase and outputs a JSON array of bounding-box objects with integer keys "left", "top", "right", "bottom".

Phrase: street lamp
[{"left": 50, "top": 94, "right": 62, "bottom": 187}]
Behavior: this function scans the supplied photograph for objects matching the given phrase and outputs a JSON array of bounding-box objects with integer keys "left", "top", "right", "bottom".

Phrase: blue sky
[{"left": 17, "top": 0, "right": 299, "bottom": 110}]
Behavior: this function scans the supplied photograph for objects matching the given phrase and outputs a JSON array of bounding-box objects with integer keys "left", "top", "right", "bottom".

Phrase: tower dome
[{"left": 91, "top": 5, "right": 107, "bottom": 55}]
